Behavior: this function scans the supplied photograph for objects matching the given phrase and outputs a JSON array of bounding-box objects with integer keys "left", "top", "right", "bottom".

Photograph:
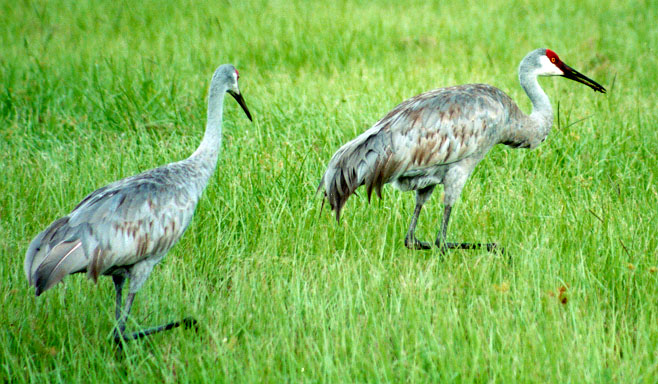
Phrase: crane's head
[
  {"left": 530, "top": 48, "right": 606, "bottom": 93},
  {"left": 212, "top": 64, "right": 253, "bottom": 121}
]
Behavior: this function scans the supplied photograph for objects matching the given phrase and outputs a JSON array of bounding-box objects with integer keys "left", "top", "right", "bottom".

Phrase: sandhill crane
[
  {"left": 24, "top": 64, "right": 252, "bottom": 345},
  {"left": 319, "top": 48, "right": 605, "bottom": 252}
]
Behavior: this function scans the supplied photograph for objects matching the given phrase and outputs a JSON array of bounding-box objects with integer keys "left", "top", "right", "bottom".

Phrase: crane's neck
[
  {"left": 521, "top": 71, "right": 553, "bottom": 124},
  {"left": 190, "top": 83, "right": 226, "bottom": 164},
  {"left": 178, "top": 82, "right": 227, "bottom": 198},
  {"left": 502, "top": 70, "right": 554, "bottom": 149}
]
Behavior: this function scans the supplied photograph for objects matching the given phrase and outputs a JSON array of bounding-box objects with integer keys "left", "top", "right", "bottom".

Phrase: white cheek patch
[{"left": 538, "top": 55, "right": 563, "bottom": 76}]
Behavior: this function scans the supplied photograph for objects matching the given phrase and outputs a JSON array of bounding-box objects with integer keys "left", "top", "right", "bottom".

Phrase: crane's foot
[
  {"left": 405, "top": 235, "right": 432, "bottom": 250},
  {"left": 436, "top": 242, "right": 504, "bottom": 254},
  {"left": 114, "top": 317, "right": 199, "bottom": 346}
]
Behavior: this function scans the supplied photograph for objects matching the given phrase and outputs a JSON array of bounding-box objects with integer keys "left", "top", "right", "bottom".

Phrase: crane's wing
[
  {"left": 320, "top": 84, "right": 516, "bottom": 220},
  {"left": 375, "top": 84, "right": 511, "bottom": 179},
  {"left": 25, "top": 164, "right": 199, "bottom": 295}
]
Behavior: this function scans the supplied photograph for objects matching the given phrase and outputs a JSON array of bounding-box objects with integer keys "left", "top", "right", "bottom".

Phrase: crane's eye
[{"left": 550, "top": 57, "right": 556, "bottom": 63}]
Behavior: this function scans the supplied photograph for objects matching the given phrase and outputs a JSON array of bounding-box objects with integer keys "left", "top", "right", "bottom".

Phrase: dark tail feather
[
  {"left": 25, "top": 217, "right": 70, "bottom": 285},
  {"left": 26, "top": 217, "right": 90, "bottom": 295},
  {"left": 319, "top": 137, "right": 397, "bottom": 222},
  {"left": 319, "top": 166, "right": 357, "bottom": 223},
  {"left": 33, "top": 240, "right": 86, "bottom": 296}
]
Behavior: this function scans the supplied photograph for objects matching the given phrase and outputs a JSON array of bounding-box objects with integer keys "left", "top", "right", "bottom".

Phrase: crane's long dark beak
[
  {"left": 561, "top": 63, "right": 606, "bottom": 93},
  {"left": 228, "top": 90, "right": 253, "bottom": 121}
]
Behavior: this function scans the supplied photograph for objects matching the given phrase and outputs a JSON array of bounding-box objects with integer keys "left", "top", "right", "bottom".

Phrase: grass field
[{"left": 2, "top": 0, "right": 658, "bottom": 382}]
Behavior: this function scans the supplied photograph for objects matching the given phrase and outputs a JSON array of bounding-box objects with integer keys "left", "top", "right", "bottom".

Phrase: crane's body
[
  {"left": 24, "top": 64, "right": 252, "bottom": 344},
  {"left": 319, "top": 48, "right": 605, "bottom": 250},
  {"left": 26, "top": 156, "right": 210, "bottom": 295}
]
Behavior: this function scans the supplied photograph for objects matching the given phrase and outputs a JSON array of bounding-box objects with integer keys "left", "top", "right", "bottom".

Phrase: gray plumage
[
  {"left": 25, "top": 64, "right": 252, "bottom": 343},
  {"left": 319, "top": 48, "right": 605, "bottom": 250}
]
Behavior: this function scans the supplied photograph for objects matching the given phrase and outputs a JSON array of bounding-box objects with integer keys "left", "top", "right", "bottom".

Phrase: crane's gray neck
[
  {"left": 503, "top": 58, "right": 554, "bottom": 149},
  {"left": 191, "top": 83, "right": 227, "bottom": 162},
  {"left": 180, "top": 81, "right": 227, "bottom": 198},
  {"left": 519, "top": 71, "right": 553, "bottom": 127}
]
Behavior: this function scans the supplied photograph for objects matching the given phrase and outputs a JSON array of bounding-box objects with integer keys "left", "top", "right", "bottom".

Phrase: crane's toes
[
  {"left": 436, "top": 242, "right": 453, "bottom": 255},
  {"left": 112, "top": 317, "right": 200, "bottom": 347},
  {"left": 486, "top": 243, "right": 504, "bottom": 254},
  {"left": 405, "top": 236, "right": 432, "bottom": 250},
  {"left": 182, "top": 317, "right": 199, "bottom": 332},
  {"left": 436, "top": 242, "right": 505, "bottom": 254}
]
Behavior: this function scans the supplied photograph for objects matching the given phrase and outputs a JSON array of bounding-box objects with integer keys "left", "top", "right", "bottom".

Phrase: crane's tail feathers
[
  {"left": 365, "top": 153, "right": 398, "bottom": 201},
  {"left": 33, "top": 240, "right": 87, "bottom": 296},
  {"left": 25, "top": 232, "right": 46, "bottom": 285},
  {"left": 317, "top": 182, "right": 327, "bottom": 219},
  {"left": 319, "top": 137, "right": 398, "bottom": 222},
  {"left": 25, "top": 217, "right": 70, "bottom": 284},
  {"left": 319, "top": 166, "right": 356, "bottom": 222},
  {"left": 26, "top": 217, "right": 93, "bottom": 296}
]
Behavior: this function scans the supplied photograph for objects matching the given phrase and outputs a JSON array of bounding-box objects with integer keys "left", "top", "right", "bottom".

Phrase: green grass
[{"left": 2, "top": 0, "right": 658, "bottom": 381}]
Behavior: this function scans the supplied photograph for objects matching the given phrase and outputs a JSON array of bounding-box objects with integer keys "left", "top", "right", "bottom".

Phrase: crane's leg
[
  {"left": 404, "top": 186, "right": 435, "bottom": 250},
  {"left": 112, "top": 270, "right": 129, "bottom": 346},
  {"left": 434, "top": 166, "right": 500, "bottom": 254},
  {"left": 112, "top": 263, "right": 198, "bottom": 347}
]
